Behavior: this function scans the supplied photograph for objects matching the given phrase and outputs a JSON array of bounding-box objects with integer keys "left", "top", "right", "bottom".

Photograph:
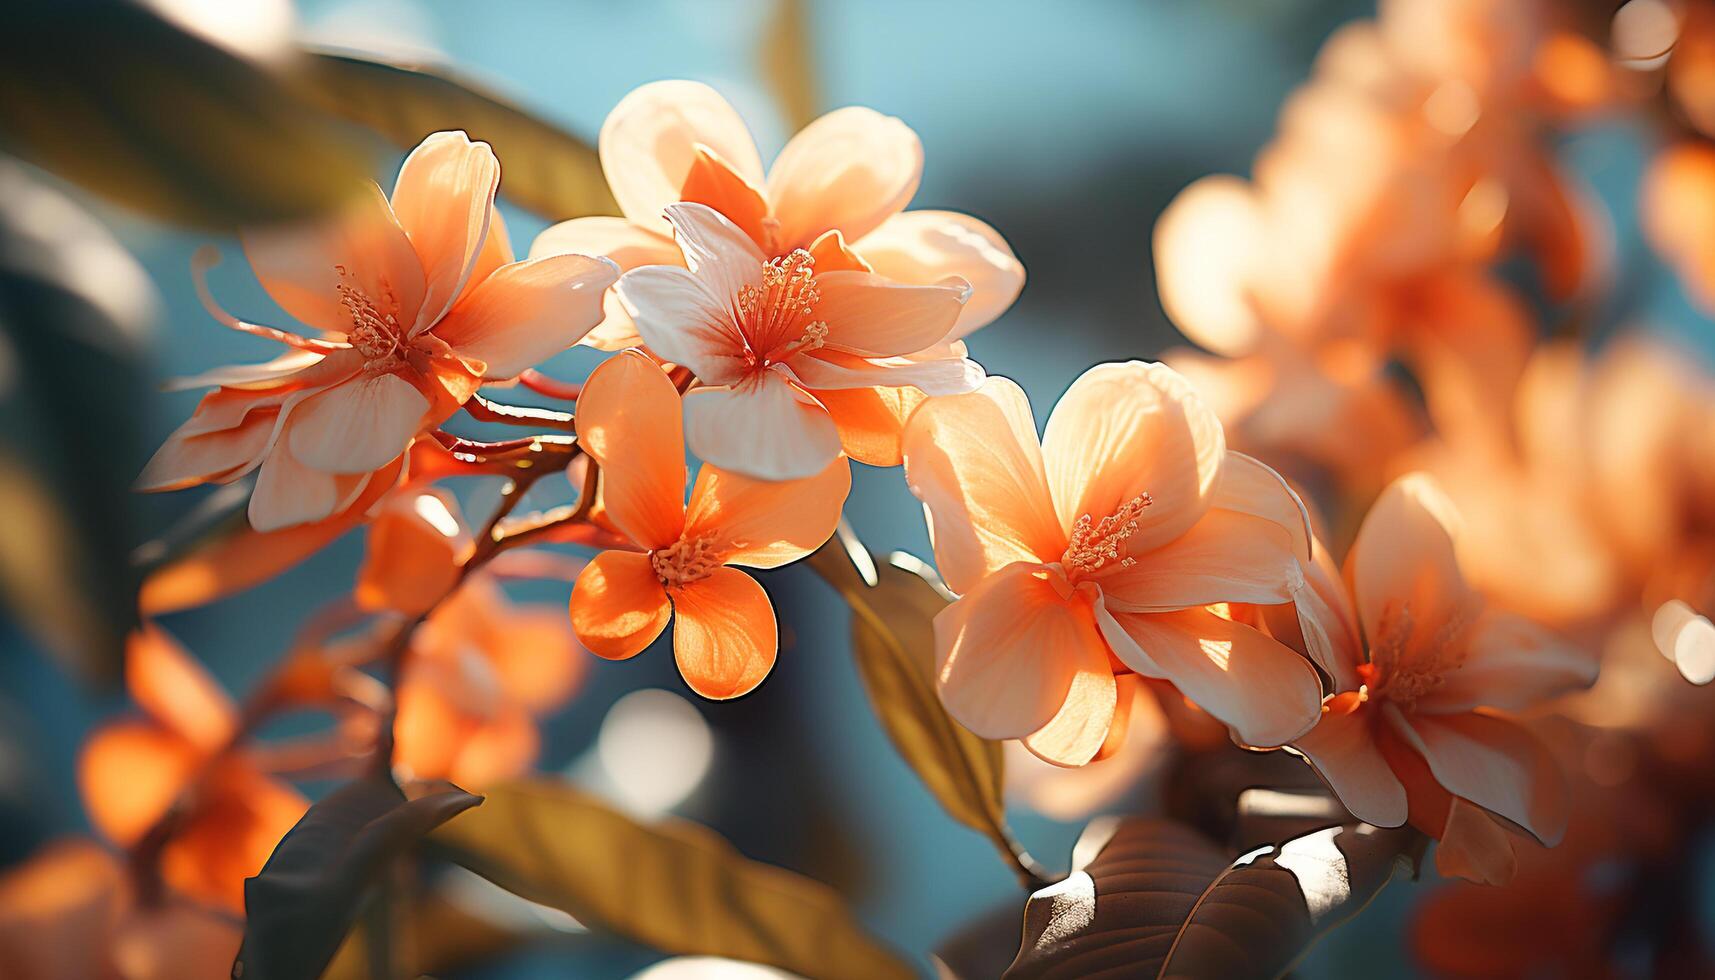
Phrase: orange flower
[
  {"left": 354, "top": 486, "right": 474, "bottom": 616},
  {"left": 532, "top": 80, "right": 1023, "bottom": 352},
  {"left": 568, "top": 350, "right": 849, "bottom": 698},
  {"left": 613, "top": 203, "right": 975, "bottom": 480},
  {"left": 0, "top": 839, "right": 240, "bottom": 980},
  {"left": 901, "top": 362, "right": 1325, "bottom": 766},
  {"left": 393, "top": 575, "right": 586, "bottom": 787},
  {"left": 1290, "top": 474, "right": 1597, "bottom": 883},
  {"left": 76, "top": 628, "right": 307, "bottom": 913},
  {"left": 137, "top": 131, "right": 619, "bottom": 531}
]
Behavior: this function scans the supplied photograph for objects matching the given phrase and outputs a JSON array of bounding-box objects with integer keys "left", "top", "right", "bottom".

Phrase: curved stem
[
  {"left": 464, "top": 392, "right": 576, "bottom": 432},
  {"left": 519, "top": 368, "right": 583, "bottom": 401}
]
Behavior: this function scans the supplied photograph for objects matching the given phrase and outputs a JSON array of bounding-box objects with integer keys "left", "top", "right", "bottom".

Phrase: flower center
[
  {"left": 737, "top": 249, "right": 828, "bottom": 364},
  {"left": 1362, "top": 599, "right": 1476, "bottom": 708},
  {"left": 335, "top": 265, "right": 406, "bottom": 367},
  {"left": 1061, "top": 492, "right": 1154, "bottom": 580},
  {"left": 650, "top": 535, "right": 721, "bottom": 587}
]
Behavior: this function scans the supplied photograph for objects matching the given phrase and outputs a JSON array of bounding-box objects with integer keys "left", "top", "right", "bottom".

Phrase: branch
[{"left": 463, "top": 392, "right": 576, "bottom": 432}]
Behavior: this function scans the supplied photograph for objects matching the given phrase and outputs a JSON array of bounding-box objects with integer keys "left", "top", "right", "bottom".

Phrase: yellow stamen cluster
[
  {"left": 650, "top": 535, "right": 721, "bottom": 586},
  {"left": 1062, "top": 492, "right": 1154, "bottom": 577}
]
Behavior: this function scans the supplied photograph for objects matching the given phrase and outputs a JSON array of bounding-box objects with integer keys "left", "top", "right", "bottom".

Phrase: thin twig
[
  {"left": 519, "top": 368, "right": 583, "bottom": 401},
  {"left": 464, "top": 392, "right": 576, "bottom": 432}
]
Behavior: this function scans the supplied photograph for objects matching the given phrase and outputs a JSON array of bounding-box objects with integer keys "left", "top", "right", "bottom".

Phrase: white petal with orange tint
[
  {"left": 855, "top": 209, "right": 1024, "bottom": 339},
  {"left": 1348, "top": 473, "right": 1470, "bottom": 651},
  {"left": 682, "top": 371, "right": 842, "bottom": 482},
  {"left": 530, "top": 215, "right": 683, "bottom": 351},
  {"left": 901, "top": 377, "right": 1063, "bottom": 595},
  {"left": 1041, "top": 361, "right": 1226, "bottom": 552},
  {"left": 1153, "top": 175, "right": 1265, "bottom": 356},
  {"left": 1105, "top": 606, "right": 1323, "bottom": 747},
  {"left": 1291, "top": 702, "right": 1408, "bottom": 827},
  {"left": 1212, "top": 451, "right": 1312, "bottom": 559},
  {"left": 1413, "top": 610, "right": 1597, "bottom": 714},
  {"left": 932, "top": 564, "right": 1109, "bottom": 740},
  {"left": 287, "top": 373, "right": 427, "bottom": 474},
  {"left": 575, "top": 351, "right": 687, "bottom": 549},
  {"left": 662, "top": 202, "right": 765, "bottom": 307},
  {"left": 249, "top": 445, "right": 341, "bottom": 531},
  {"left": 435, "top": 253, "right": 620, "bottom": 379},
  {"left": 390, "top": 131, "right": 500, "bottom": 331},
  {"left": 1434, "top": 797, "right": 1517, "bottom": 885},
  {"left": 618, "top": 265, "right": 750, "bottom": 385},
  {"left": 810, "top": 271, "right": 968, "bottom": 357},
  {"left": 1097, "top": 509, "right": 1302, "bottom": 612},
  {"left": 768, "top": 106, "right": 923, "bottom": 248},
  {"left": 600, "top": 81, "right": 764, "bottom": 236},
  {"left": 684, "top": 457, "right": 850, "bottom": 568},
  {"left": 1387, "top": 707, "right": 1568, "bottom": 846},
  {"left": 786, "top": 347, "right": 984, "bottom": 395},
  {"left": 1020, "top": 661, "right": 1117, "bottom": 768},
  {"left": 670, "top": 567, "right": 776, "bottom": 699},
  {"left": 571, "top": 550, "right": 673, "bottom": 660}
]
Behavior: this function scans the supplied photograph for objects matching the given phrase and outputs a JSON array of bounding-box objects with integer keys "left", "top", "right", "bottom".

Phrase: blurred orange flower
[
  {"left": 0, "top": 839, "right": 240, "bottom": 980},
  {"left": 138, "top": 131, "right": 618, "bottom": 530},
  {"left": 614, "top": 202, "right": 975, "bottom": 480},
  {"left": 532, "top": 79, "right": 1024, "bottom": 352},
  {"left": 1291, "top": 474, "right": 1597, "bottom": 883},
  {"left": 901, "top": 362, "right": 1324, "bottom": 766},
  {"left": 569, "top": 350, "right": 849, "bottom": 698},
  {"left": 77, "top": 628, "right": 306, "bottom": 913}
]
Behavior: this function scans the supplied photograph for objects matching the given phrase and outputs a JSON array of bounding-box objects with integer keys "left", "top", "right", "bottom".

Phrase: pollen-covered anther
[
  {"left": 335, "top": 265, "right": 405, "bottom": 364},
  {"left": 738, "top": 249, "right": 821, "bottom": 349},
  {"left": 1062, "top": 492, "right": 1154, "bottom": 577},
  {"left": 650, "top": 535, "right": 721, "bottom": 586}
]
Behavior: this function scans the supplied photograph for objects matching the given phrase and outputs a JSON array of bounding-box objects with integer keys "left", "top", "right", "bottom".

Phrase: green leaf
[
  {"left": 808, "top": 525, "right": 1011, "bottom": 854},
  {"left": 0, "top": 160, "right": 155, "bottom": 680},
  {"left": 430, "top": 779, "right": 915, "bottom": 980},
  {"left": 1005, "top": 815, "right": 1420, "bottom": 979},
  {"left": 234, "top": 758, "right": 482, "bottom": 980},
  {"left": 296, "top": 50, "right": 618, "bottom": 221},
  {"left": 0, "top": 2, "right": 368, "bottom": 229}
]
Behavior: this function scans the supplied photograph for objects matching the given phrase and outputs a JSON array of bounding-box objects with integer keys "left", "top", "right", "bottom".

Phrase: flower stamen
[
  {"left": 1062, "top": 492, "right": 1154, "bottom": 578},
  {"left": 335, "top": 264, "right": 405, "bottom": 366},
  {"left": 650, "top": 535, "right": 721, "bottom": 587},
  {"left": 738, "top": 249, "right": 823, "bottom": 362}
]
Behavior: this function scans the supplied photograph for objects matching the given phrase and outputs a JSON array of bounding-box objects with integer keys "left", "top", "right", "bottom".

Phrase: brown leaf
[
  {"left": 1005, "top": 816, "right": 1419, "bottom": 979},
  {"left": 430, "top": 779, "right": 914, "bottom": 980},
  {"left": 296, "top": 50, "right": 618, "bottom": 221},
  {"left": 807, "top": 525, "right": 1011, "bottom": 854},
  {"left": 321, "top": 890, "right": 520, "bottom": 980},
  {"left": 0, "top": 3, "right": 368, "bottom": 229}
]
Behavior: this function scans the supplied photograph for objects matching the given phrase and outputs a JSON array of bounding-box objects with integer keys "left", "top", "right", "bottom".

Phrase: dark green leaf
[
  {"left": 808, "top": 524, "right": 1010, "bottom": 850},
  {"left": 234, "top": 755, "right": 481, "bottom": 980},
  {"left": 0, "top": 160, "right": 154, "bottom": 680},
  {"left": 431, "top": 779, "right": 915, "bottom": 980},
  {"left": 0, "top": 2, "right": 368, "bottom": 228},
  {"left": 1005, "top": 816, "right": 1420, "bottom": 979},
  {"left": 297, "top": 50, "right": 618, "bottom": 221}
]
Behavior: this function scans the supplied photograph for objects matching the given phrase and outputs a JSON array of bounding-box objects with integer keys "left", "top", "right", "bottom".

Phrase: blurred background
[{"left": 2, "top": 1, "right": 1711, "bottom": 977}]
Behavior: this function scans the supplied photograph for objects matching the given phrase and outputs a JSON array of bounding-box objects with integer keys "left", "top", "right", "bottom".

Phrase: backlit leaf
[
  {"left": 430, "top": 779, "right": 914, "bottom": 980},
  {"left": 807, "top": 525, "right": 1010, "bottom": 853},
  {"left": 1005, "top": 816, "right": 1420, "bottom": 979},
  {"left": 297, "top": 49, "right": 618, "bottom": 221},
  {"left": 0, "top": 2, "right": 368, "bottom": 229}
]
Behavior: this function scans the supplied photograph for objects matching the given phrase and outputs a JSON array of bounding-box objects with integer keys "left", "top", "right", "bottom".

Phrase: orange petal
[
  {"left": 1267, "top": 538, "right": 1365, "bottom": 692},
  {"left": 1020, "top": 657, "right": 1117, "bottom": 768},
  {"left": 112, "top": 900, "right": 244, "bottom": 980},
  {"left": 390, "top": 131, "right": 501, "bottom": 330},
  {"left": 571, "top": 550, "right": 672, "bottom": 660},
  {"left": 1152, "top": 175, "right": 1265, "bottom": 356},
  {"left": 287, "top": 372, "right": 428, "bottom": 475},
  {"left": 489, "top": 607, "right": 587, "bottom": 714},
  {"left": 812, "top": 385, "right": 924, "bottom": 467},
  {"left": 669, "top": 567, "right": 777, "bottom": 699},
  {"left": 434, "top": 254, "right": 620, "bottom": 380},
  {"left": 1102, "top": 606, "right": 1323, "bottom": 747},
  {"left": 682, "top": 372, "right": 843, "bottom": 482},
  {"left": 127, "top": 626, "right": 237, "bottom": 753},
  {"left": 900, "top": 377, "right": 1063, "bottom": 595},
  {"left": 932, "top": 563, "right": 1108, "bottom": 740},
  {"left": 240, "top": 183, "right": 425, "bottom": 335},
  {"left": 617, "top": 264, "right": 750, "bottom": 385},
  {"left": 1413, "top": 610, "right": 1596, "bottom": 713},
  {"left": 680, "top": 145, "right": 772, "bottom": 250},
  {"left": 854, "top": 210, "right": 1023, "bottom": 339},
  {"left": 1210, "top": 451, "right": 1311, "bottom": 560},
  {"left": 600, "top": 81, "right": 765, "bottom": 236},
  {"left": 811, "top": 271, "right": 968, "bottom": 357},
  {"left": 683, "top": 457, "right": 850, "bottom": 569},
  {"left": 445, "top": 706, "right": 540, "bottom": 788},
  {"left": 0, "top": 840, "right": 127, "bottom": 980},
  {"left": 1387, "top": 708, "right": 1567, "bottom": 846},
  {"left": 1096, "top": 509, "right": 1302, "bottom": 612},
  {"left": 248, "top": 442, "right": 370, "bottom": 532},
  {"left": 767, "top": 106, "right": 922, "bottom": 249},
  {"left": 163, "top": 762, "right": 306, "bottom": 912},
  {"left": 575, "top": 351, "right": 687, "bottom": 549},
  {"left": 1433, "top": 797, "right": 1517, "bottom": 885},
  {"left": 1291, "top": 698, "right": 1408, "bottom": 827},
  {"left": 355, "top": 488, "right": 474, "bottom": 616},
  {"left": 804, "top": 228, "right": 873, "bottom": 273},
  {"left": 393, "top": 673, "right": 475, "bottom": 782},
  {"left": 1345, "top": 473, "right": 1470, "bottom": 658},
  {"left": 1040, "top": 361, "right": 1226, "bottom": 553},
  {"left": 134, "top": 409, "right": 275, "bottom": 492},
  {"left": 529, "top": 216, "right": 681, "bottom": 351},
  {"left": 78, "top": 721, "right": 200, "bottom": 847}
]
